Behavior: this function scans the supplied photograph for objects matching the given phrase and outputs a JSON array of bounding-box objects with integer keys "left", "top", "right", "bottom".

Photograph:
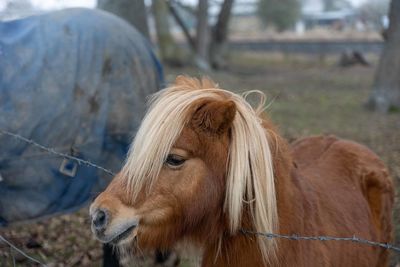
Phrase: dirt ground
[{"left": 1, "top": 51, "right": 399, "bottom": 266}]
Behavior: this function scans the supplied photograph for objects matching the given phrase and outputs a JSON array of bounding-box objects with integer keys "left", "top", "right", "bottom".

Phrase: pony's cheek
[
  {"left": 137, "top": 194, "right": 180, "bottom": 226},
  {"left": 171, "top": 162, "right": 209, "bottom": 199},
  {"left": 140, "top": 206, "right": 176, "bottom": 226}
]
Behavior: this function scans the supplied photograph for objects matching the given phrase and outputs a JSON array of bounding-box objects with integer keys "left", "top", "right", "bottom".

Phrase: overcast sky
[{"left": 3, "top": 0, "right": 369, "bottom": 11}]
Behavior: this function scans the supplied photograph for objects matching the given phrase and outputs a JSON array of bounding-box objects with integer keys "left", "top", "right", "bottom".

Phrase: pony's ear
[{"left": 191, "top": 100, "right": 236, "bottom": 135}]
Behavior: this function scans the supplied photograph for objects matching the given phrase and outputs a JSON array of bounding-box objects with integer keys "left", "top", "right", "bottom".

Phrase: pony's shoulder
[
  {"left": 291, "top": 135, "right": 385, "bottom": 168},
  {"left": 290, "top": 135, "right": 393, "bottom": 190},
  {"left": 290, "top": 135, "right": 339, "bottom": 168}
]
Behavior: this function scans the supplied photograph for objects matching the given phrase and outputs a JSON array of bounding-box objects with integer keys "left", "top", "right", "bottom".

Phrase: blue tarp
[{"left": 0, "top": 8, "right": 163, "bottom": 225}]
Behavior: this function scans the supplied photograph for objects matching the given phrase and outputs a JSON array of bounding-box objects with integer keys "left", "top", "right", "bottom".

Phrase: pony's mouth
[
  {"left": 109, "top": 224, "right": 137, "bottom": 245},
  {"left": 93, "top": 220, "right": 139, "bottom": 244}
]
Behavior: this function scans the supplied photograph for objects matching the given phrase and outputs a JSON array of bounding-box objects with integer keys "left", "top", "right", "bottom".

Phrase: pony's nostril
[{"left": 92, "top": 209, "right": 108, "bottom": 230}]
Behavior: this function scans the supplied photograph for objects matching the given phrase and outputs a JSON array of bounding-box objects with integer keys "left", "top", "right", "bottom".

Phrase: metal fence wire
[{"left": 0, "top": 129, "right": 399, "bottom": 266}]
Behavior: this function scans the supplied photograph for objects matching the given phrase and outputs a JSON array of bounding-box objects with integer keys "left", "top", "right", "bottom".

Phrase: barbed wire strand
[
  {"left": 0, "top": 129, "right": 399, "bottom": 266},
  {"left": 242, "top": 230, "right": 400, "bottom": 253},
  {"left": 0, "top": 129, "right": 115, "bottom": 176},
  {"left": 0, "top": 235, "right": 47, "bottom": 266}
]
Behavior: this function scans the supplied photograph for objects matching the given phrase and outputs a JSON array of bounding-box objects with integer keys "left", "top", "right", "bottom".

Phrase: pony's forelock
[{"left": 121, "top": 77, "right": 278, "bottom": 264}]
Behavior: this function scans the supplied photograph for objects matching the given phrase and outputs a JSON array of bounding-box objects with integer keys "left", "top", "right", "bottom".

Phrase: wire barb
[{"left": 0, "top": 129, "right": 115, "bottom": 176}]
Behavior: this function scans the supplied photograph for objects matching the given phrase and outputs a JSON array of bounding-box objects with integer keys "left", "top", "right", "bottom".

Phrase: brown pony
[{"left": 90, "top": 76, "right": 394, "bottom": 267}]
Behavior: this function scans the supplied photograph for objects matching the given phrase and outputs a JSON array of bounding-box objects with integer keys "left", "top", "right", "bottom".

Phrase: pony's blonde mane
[{"left": 121, "top": 76, "right": 277, "bottom": 263}]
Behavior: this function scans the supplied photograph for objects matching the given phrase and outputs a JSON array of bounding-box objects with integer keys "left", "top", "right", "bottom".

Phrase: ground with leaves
[{"left": 1, "top": 52, "right": 399, "bottom": 266}]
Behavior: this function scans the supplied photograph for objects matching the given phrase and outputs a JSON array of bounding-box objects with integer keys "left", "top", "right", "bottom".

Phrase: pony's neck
[
  {"left": 201, "top": 204, "right": 272, "bottom": 266},
  {"left": 202, "top": 232, "right": 265, "bottom": 267},
  {"left": 201, "top": 118, "right": 296, "bottom": 267}
]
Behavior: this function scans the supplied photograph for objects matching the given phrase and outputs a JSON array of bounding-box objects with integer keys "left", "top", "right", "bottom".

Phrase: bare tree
[
  {"left": 160, "top": 0, "right": 235, "bottom": 70},
  {"left": 168, "top": 1, "right": 196, "bottom": 51},
  {"left": 194, "top": 0, "right": 211, "bottom": 70},
  {"left": 210, "top": 0, "right": 234, "bottom": 69},
  {"left": 98, "top": 0, "right": 149, "bottom": 39},
  {"left": 368, "top": 0, "right": 400, "bottom": 112},
  {"left": 177, "top": 0, "right": 234, "bottom": 69},
  {"left": 152, "top": 0, "right": 184, "bottom": 66}
]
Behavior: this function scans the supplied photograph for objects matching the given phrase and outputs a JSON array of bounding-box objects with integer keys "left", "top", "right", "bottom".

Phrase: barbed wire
[
  {"left": 0, "top": 129, "right": 399, "bottom": 266},
  {"left": 0, "top": 129, "right": 115, "bottom": 176},
  {"left": 241, "top": 230, "right": 400, "bottom": 253}
]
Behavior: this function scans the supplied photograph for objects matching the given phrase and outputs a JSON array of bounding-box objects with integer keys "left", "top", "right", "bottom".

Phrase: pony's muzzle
[
  {"left": 90, "top": 191, "right": 140, "bottom": 244},
  {"left": 91, "top": 208, "right": 109, "bottom": 233}
]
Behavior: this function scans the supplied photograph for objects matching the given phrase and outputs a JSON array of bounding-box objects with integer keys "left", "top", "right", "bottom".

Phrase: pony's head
[{"left": 90, "top": 76, "right": 277, "bottom": 262}]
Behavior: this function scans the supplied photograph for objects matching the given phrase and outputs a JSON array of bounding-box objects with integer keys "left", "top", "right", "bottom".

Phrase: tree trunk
[
  {"left": 209, "top": 0, "right": 234, "bottom": 69},
  {"left": 98, "top": 0, "right": 149, "bottom": 39},
  {"left": 168, "top": 1, "right": 196, "bottom": 52},
  {"left": 152, "top": 0, "right": 184, "bottom": 66},
  {"left": 195, "top": 0, "right": 211, "bottom": 70},
  {"left": 368, "top": 0, "right": 400, "bottom": 112}
]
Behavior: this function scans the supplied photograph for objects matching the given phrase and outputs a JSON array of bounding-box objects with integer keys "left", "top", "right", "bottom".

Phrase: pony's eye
[{"left": 165, "top": 154, "right": 186, "bottom": 168}]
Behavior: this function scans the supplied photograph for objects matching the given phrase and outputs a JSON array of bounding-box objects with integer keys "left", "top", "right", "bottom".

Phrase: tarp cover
[{"left": 0, "top": 8, "right": 163, "bottom": 225}]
